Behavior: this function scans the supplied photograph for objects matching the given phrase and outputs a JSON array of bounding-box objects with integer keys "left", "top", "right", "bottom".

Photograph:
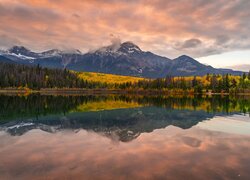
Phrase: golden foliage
[
  {"left": 78, "top": 72, "right": 144, "bottom": 84},
  {"left": 72, "top": 100, "right": 141, "bottom": 112}
]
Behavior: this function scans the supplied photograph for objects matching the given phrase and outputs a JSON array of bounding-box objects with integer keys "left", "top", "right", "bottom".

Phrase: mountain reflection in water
[
  {"left": 0, "top": 94, "right": 250, "bottom": 180},
  {"left": 0, "top": 95, "right": 249, "bottom": 142}
]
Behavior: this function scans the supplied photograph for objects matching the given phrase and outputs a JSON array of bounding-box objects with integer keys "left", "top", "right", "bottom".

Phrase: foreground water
[{"left": 0, "top": 94, "right": 249, "bottom": 179}]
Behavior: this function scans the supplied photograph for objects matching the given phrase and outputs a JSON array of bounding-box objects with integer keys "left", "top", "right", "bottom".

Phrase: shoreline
[{"left": 0, "top": 88, "right": 250, "bottom": 96}]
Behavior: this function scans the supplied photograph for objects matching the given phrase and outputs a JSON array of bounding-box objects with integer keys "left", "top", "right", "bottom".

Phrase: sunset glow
[{"left": 0, "top": 0, "right": 249, "bottom": 69}]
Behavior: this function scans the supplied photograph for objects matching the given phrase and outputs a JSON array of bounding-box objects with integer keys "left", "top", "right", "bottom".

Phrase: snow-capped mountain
[
  {"left": 0, "top": 42, "right": 244, "bottom": 77},
  {"left": 41, "top": 49, "right": 64, "bottom": 57},
  {"left": 67, "top": 42, "right": 172, "bottom": 77},
  {"left": 8, "top": 46, "right": 39, "bottom": 58}
]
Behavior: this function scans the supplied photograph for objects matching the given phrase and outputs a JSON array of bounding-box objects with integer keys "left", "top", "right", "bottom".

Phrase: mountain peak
[
  {"left": 176, "top": 55, "right": 193, "bottom": 60},
  {"left": 174, "top": 55, "right": 199, "bottom": 64},
  {"left": 7, "top": 45, "right": 40, "bottom": 59},
  {"left": 119, "top": 41, "right": 142, "bottom": 53},
  {"left": 94, "top": 41, "right": 142, "bottom": 55},
  {"left": 8, "top": 46, "right": 31, "bottom": 54},
  {"left": 121, "top": 41, "right": 139, "bottom": 47},
  {"left": 41, "top": 49, "right": 63, "bottom": 56},
  {"left": 95, "top": 44, "right": 118, "bottom": 54},
  {"left": 42, "top": 49, "right": 82, "bottom": 56}
]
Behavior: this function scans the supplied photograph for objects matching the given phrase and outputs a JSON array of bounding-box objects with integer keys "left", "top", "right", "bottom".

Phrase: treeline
[
  {"left": 118, "top": 73, "right": 250, "bottom": 94},
  {"left": 0, "top": 62, "right": 106, "bottom": 89},
  {"left": 0, "top": 62, "right": 250, "bottom": 94}
]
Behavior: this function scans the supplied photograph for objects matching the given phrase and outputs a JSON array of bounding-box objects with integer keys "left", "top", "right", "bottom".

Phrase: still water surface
[{"left": 0, "top": 95, "right": 250, "bottom": 179}]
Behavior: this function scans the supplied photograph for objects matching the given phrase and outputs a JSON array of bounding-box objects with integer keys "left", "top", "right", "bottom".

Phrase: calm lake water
[{"left": 0, "top": 94, "right": 250, "bottom": 180}]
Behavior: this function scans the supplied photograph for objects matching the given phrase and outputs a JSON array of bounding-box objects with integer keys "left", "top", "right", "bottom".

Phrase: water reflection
[
  {"left": 0, "top": 94, "right": 250, "bottom": 179},
  {"left": 0, "top": 95, "right": 249, "bottom": 142},
  {"left": 1, "top": 126, "right": 250, "bottom": 179}
]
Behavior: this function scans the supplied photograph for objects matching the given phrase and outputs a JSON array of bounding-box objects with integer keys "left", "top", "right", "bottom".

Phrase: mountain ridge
[{"left": 0, "top": 42, "right": 244, "bottom": 78}]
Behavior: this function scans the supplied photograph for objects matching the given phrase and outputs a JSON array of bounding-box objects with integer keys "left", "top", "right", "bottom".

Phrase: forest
[
  {"left": 0, "top": 62, "right": 250, "bottom": 94},
  {"left": 0, "top": 62, "right": 101, "bottom": 89},
  {"left": 128, "top": 73, "right": 250, "bottom": 94}
]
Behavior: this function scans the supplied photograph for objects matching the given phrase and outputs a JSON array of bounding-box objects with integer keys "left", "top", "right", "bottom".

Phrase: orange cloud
[{"left": 0, "top": 0, "right": 249, "bottom": 58}]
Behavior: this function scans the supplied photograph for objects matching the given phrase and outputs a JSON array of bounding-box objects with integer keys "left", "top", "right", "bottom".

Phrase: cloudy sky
[{"left": 0, "top": 0, "right": 250, "bottom": 69}]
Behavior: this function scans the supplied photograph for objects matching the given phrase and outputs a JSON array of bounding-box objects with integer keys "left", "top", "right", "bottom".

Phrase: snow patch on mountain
[
  {"left": 41, "top": 49, "right": 63, "bottom": 57},
  {"left": 10, "top": 53, "right": 35, "bottom": 60}
]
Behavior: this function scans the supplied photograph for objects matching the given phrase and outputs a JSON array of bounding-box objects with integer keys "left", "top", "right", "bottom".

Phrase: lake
[{"left": 0, "top": 94, "right": 250, "bottom": 179}]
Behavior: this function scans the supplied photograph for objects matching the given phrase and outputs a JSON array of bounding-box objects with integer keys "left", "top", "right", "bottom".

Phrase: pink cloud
[{"left": 0, "top": 0, "right": 249, "bottom": 58}]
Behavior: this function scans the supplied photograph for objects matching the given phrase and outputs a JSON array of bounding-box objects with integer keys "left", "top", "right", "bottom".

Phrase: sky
[{"left": 0, "top": 0, "right": 249, "bottom": 70}]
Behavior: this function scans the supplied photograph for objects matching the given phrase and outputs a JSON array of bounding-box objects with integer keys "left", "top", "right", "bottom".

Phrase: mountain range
[
  {"left": 0, "top": 42, "right": 243, "bottom": 78},
  {"left": 0, "top": 107, "right": 214, "bottom": 142}
]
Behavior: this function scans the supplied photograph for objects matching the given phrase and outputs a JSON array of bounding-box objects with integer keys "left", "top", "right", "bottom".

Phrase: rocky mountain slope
[{"left": 0, "top": 42, "right": 243, "bottom": 78}]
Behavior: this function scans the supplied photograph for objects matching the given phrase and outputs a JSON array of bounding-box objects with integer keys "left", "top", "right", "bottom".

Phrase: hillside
[{"left": 77, "top": 72, "right": 144, "bottom": 84}]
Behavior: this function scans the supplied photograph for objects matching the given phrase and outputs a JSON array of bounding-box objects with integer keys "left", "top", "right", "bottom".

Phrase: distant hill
[{"left": 0, "top": 42, "right": 244, "bottom": 78}]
